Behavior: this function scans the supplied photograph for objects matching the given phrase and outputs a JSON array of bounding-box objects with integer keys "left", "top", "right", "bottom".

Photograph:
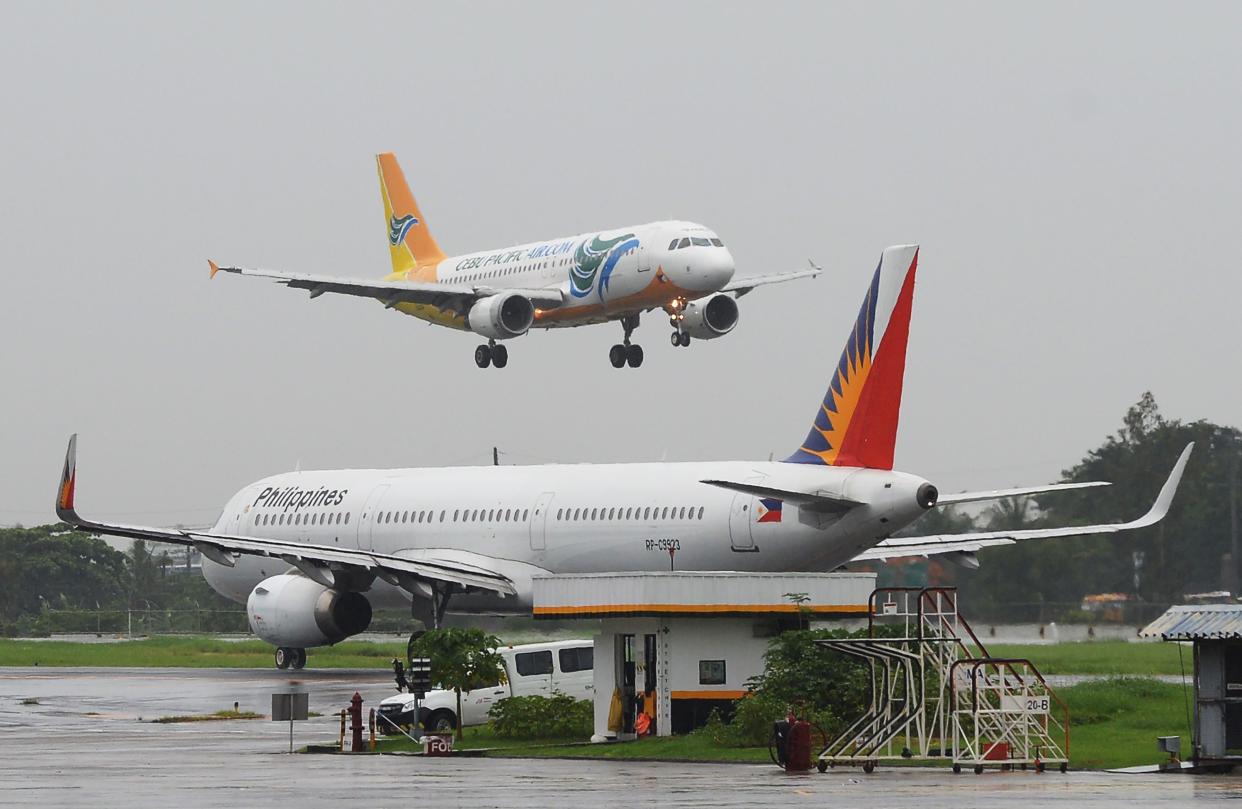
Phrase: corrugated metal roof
[{"left": 1140, "top": 604, "right": 1242, "bottom": 640}]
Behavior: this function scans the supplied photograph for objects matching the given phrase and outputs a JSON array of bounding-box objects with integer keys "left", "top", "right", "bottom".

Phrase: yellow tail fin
[{"left": 376, "top": 152, "right": 446, "bottom": 275}]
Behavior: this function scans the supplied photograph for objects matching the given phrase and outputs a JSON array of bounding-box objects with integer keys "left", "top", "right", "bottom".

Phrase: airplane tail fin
[
  {"left": 376, "top": 152, "right": 446, "bottom": 274},
  {"left": 785, "top": 244, "right": 919, "bottom": 470}
]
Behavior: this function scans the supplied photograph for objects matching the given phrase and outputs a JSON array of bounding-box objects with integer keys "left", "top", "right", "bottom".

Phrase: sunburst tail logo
[
  {"left": 784, "top": 245, "right": 919, "bottom": 470},
  {"left": 570, "top": 233, "right": 637, "bottom": 299},
  {"left": 388, "top": 213, "right": 420, "bottom": 246}
]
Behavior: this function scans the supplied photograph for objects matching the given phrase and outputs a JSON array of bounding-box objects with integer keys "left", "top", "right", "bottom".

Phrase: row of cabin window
[
  {"left": 458, "top": 257, "right": 570, "bottom": 283},
  {"left": 668, "top": 236, "right": 725, "bottom": 250},
  {"left": 556, "top": 505, "right": 705, "bottom": 522},
  {"left": 378, "top": 508, "right": 530, "bottom": 524},
  {"left": 257, "top": 511, "right": 349, "bottom": 527}
]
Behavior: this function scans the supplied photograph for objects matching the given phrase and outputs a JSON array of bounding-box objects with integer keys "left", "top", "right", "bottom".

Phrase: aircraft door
[
  {"left": 356, "top": 484, "right": 390, "bottom": 551},
  {"left": 637, "top": 239, "right": 651, "bottom": 274},
  {"left": 727, "top": 477, "right": 761, "bottom": 552},
  {"left": 529, "top": 492, "right": 554, "bottom": 551}
]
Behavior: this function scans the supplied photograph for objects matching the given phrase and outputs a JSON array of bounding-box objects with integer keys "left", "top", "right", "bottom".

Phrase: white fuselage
[
  {"left": 393, "top": 221, "right": 736, "bottom": 330},
  {"left": 202, "top": 461, "right": 932, "bottom": 613}
]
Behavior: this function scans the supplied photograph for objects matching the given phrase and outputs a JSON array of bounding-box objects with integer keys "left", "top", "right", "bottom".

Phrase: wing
[
  {"left": 851, "top": 443, "right": 1194, "bottom": 564},
  {"left": 54, "top": 435, "right": 515, "bottom": 596},
  {"left": 720, "top": 260, "right": 822, "bottom": 298},
  {"left": 700, "top": 479, "right": 862, "bottom": 515},
  {"left": 208, "top": 261, "right": 566, "bottom": 311}
]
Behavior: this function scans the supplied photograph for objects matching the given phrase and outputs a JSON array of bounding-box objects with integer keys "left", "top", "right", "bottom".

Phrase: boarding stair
[{"left": 815, "top": 587, "right": 1069, "bottom": 774}]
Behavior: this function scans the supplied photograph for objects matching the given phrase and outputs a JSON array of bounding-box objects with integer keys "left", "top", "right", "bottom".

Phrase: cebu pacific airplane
[
  {"left": 59, "top": 245, "right": 1191, "bottom": 669},
  {"left": 208, "top": 153, "right": 819, "bottom": 369}
]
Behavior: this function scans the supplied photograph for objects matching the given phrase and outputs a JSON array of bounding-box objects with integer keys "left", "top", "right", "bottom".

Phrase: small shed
[
  {"left": 532, "top": 571, "right": 875, "bottom": 740},
  {"left": 1141, "top": 604, "right": 1242, "bottom": 765}
]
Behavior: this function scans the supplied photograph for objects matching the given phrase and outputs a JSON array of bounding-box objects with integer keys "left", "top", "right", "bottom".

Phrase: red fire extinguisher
[
  {"left": 773, "top": 708, "right": 814, "bottom": 771},
  {"left": 786, "top": 713, "right": 813, "bottom": 772}
]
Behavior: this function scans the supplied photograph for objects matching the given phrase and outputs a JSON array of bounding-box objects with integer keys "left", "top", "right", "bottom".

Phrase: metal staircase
[{"left": 816, "top": 587, "right": 1069, "bottom": 774}]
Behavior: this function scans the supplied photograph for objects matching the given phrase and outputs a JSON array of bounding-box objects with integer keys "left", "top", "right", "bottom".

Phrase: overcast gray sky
[{"left": 2, "top": 1, "right": 1240, "bottom": 528}]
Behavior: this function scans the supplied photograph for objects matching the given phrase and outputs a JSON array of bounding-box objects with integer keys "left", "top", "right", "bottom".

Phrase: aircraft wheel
[
  {"left": 291, "top": 648, "right": 307, "bottom": 670},
  {"left": 492, "top": 344, "right": 508, "bottom": 368},
  {"left": 626, "top": 344, "right": 643, "bottom": 368},
  {"left": 474, "top": 345, "right": 492, "bottom": 368},
  {"left": 669, "top": 331, "right": 681, "bottom": 347},
  {"left": 275, "top": 647, "right": 291, "bottom": 670},
  {"left": 608, "top": 344, "right": 627, "bottom": 368},
  {"left": 679, "top": 332, "right": 691, "bottom": 347}
]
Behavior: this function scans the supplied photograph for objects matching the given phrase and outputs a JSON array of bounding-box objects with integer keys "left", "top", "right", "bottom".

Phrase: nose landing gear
[
  {"left": 666, "top": 298, "right": 690, "bottom": 348},
  {"left": 608, "top": 314, "right": 643, "bottom": 368},
  {"left": 474, "top": 340, "right": 508, "bottom": 369}
]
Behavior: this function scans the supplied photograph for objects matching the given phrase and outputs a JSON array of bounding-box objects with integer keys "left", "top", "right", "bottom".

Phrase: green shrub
[{"left": 488, "top": 693, "right": 592, "bottom": 739}]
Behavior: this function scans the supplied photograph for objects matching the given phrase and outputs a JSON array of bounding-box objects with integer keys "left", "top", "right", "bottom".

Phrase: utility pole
[
  {"left": 1231, "top": 450, "right": 1238, "bottom": 591},
  {"left": 493, "top": 447, "right": 499, "bottom": 466}
]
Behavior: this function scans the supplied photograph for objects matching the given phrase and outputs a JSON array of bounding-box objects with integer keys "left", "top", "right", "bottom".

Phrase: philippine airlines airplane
[
  {"left": 58, "top": 245, "right": 1191, "bottom": 669},
  {"left": 208, "top": 153, "right": 820, "bottom": 369}
]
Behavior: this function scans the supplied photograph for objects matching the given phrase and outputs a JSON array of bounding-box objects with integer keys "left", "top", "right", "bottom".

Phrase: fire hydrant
[{"left": 348, "top": 692, "right": 365, "bottom": 752}]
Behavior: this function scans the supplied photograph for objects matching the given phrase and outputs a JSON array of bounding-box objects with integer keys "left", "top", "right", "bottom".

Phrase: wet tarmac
[{"left": 3, "top": 667, "right": 1241, "bottom": 807}]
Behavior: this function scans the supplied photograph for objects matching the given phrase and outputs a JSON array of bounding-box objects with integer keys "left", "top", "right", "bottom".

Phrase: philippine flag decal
[{"left": 757, "top": 497, "right": 783, "bottom": 523}]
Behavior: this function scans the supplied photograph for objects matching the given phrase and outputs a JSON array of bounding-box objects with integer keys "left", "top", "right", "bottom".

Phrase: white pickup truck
[{"left": 377, "top": 639, "right": 594, "bottom": 733}]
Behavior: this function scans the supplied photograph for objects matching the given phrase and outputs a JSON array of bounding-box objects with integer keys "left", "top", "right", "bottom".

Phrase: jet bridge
[{"left": 816, "top": 587, "right": 1069, "bottom": 774}]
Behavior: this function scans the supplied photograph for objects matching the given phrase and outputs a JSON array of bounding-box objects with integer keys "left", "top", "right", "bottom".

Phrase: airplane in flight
[
  {"left": 208, "top": 153, "right": 820, "bottom": 369},
  {"left": 58, "top": 244, "right": 1192, "bottom": 669}
]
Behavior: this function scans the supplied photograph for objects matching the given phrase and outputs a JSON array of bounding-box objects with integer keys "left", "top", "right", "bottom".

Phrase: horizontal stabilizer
[
  {"left": 700, "top": 478, "right": 862, "bottom": 515},
  {"left": 936, "top": 480, "right": 1110, "bottom": 506},
  {"left": 852, "top": 443, "right": 1193, "bottom": 562}
]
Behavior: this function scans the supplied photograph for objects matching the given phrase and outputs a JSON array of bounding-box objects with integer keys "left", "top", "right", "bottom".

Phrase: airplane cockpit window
[
  {"left": 710, "top": 238, "right": 724, "bottom": 247},
  {"left": 691, "top": 237, "right": 711, "bottom": 246},
  {"left": 668, "top": 239, "right": 679, "bottom": 250},
  {"left": 677, "top": 237, "right": 691, "bottom": 249}
]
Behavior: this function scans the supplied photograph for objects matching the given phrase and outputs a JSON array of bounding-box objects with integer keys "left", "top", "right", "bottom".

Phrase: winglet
[
  {"left": 56, "top": 434, "right": 79, "bottom": 522},
  {"left": 208, "top": 259, "right": 220, "bottom": 279},
  {"left": 1134, "top": 441, "right": 1194, "bottom": 529}
]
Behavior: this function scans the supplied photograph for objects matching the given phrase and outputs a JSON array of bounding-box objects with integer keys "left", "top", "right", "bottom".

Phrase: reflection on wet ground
[{"left": 1, "top": 667, "right": 1239, "bottom": 808}]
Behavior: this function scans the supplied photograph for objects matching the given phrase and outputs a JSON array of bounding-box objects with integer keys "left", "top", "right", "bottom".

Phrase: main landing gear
[
  {"left": 275, "top": 646, "right": 306, "bottom": 670},
  {"left": 609, "top": 314, "right": 644, "bottom": 368},
  {"left": 474, "top": 340, "right": 508, "bottom": 369}
]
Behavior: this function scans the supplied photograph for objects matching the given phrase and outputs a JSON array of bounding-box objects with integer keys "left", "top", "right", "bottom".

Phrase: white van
[{"left": 377, "top": 639, "right": 594, "bottom": 733}]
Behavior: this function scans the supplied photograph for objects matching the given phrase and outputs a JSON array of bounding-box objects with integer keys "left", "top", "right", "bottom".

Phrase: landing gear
[
  {"left": 275, "top": 647, "right": 306, "bottom": 670},
  {"left": 474, "top": 340, "right": 508, "bottom": 369},
  {"left": 609, "top": 314, "right": 643, "bottom": 368},
  {"left": 670, "top": 330, "right": 690, "bottom": 347}
]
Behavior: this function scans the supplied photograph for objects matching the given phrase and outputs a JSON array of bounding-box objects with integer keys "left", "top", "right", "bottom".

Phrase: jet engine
[
  {"left": 467, "top": 292, "right": 535, "bottom": 340},
  {"left": 246, "top": 574, "right": 372, "bottom": 648},
  {"left": 681, "top": 294, "right": 739, "bottom": 340}
]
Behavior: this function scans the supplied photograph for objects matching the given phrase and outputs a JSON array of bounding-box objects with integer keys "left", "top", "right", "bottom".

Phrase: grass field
[
  {"left": 0, "top": 635, "right": 1191, "bottom": 677},
  {"left": 0, "top": 636, "right": 407, "bottom": 668},
  {"left": 986, "top": 640, "right": 1188, "bottom": 676}
]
